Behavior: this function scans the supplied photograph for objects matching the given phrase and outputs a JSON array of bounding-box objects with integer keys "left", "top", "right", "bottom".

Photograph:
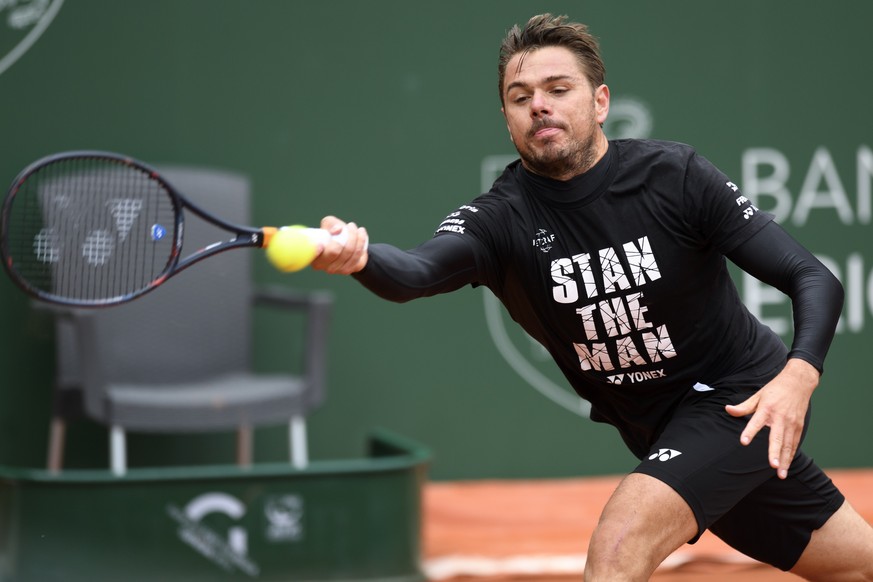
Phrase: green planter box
[{"left": 0, "top": 429, "right": 429, "bottom": 582}]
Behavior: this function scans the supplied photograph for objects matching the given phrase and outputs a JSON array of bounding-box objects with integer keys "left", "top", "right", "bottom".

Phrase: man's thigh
[
  {"left": 586, "top": 473, "right": 698, "bottom": 579},
  {"left": 791, "top": 500, "right": 873, "bottom": 579}
]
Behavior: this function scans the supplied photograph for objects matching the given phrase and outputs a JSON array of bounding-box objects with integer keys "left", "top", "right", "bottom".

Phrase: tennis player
[{"left": 312, "top": 14, "right": 873, "bottom": 579}]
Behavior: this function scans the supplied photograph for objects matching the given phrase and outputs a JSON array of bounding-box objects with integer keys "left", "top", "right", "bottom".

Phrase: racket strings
[{"left": 5, "top": 157, "right": 177, "bottom": 303}]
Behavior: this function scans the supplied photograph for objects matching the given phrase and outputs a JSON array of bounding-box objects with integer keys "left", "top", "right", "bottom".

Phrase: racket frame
[{"left": 1, "top": 150, "right": 274, "bottom": 307}]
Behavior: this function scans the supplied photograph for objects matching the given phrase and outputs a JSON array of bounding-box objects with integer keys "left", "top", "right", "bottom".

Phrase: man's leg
[
  {"left": 584, "top": 473, "right": 698, "bottom": 581},
  {"left": 790, "top": 500, "right": 873, "bottom": 581}
]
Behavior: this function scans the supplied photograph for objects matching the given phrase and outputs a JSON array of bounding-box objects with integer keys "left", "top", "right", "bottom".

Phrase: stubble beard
[{"left": 517, "top": 120, "right": 600, "bottom": 181}]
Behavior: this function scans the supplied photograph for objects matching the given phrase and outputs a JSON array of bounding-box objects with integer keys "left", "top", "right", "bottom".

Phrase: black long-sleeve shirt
[{"left": 354, "top": 140, "right": 844, "bottom": 457}]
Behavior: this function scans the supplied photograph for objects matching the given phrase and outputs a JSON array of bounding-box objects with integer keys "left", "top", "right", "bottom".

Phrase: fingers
[
  {"left": 764, "top": 415, "right": 800, "bottom": 479},
  {"left": 738, "top": 406, "right": 766, "bottom": 447},
  {"left": 331, "top": 223, "right": 368, "bottom": 273},
  {"left": 770, "top": 419, "right": 798, "bottom": 480},
  {"left": 725, "top": 393, "right": 763, "bottom": 446},
  {"left": 311, "top": 217, "right": 369, "bottom": 274},
  {"left": 725, "top": 393, "right": 758, "bottom": 418},
  {"left": 772, "top": 404, "right": 804, "bottom": 479},
  {"left": 320, "top": 215, "right": 346, "bottom": 237},
  {"left": 726, "top": 391, "right": 802, "bottom": 480}
]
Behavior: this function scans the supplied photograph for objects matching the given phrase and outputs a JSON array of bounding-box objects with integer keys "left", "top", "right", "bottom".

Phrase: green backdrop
[{"left": 1, "top": 0, "right": 870, "bottom": 480}]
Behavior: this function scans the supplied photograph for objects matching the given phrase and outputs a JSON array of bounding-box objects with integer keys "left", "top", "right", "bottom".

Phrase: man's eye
[
  {"left": 512, "top": 95, "right": 530, "bottom": 104},
  {"left": 551, "top": 87, "right": 568, "bottom": 95}
]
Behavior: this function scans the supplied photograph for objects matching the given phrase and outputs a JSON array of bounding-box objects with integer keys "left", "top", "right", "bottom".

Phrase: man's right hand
[{"left": 310, "top": 215, "right": 369, "bottom": 274}]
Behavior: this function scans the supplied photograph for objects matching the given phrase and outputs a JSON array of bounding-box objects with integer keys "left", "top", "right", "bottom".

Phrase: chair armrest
[
  {"left": 253, "top": 285, "right": 333, "bottom": 310},
  {"left": 252, "top": 286, "right": 333, "bottom": 410}
]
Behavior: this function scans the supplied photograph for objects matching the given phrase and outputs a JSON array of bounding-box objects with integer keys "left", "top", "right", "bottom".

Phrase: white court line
[{"left": 423, "top": 551, "right": 759, "bottom": 580}]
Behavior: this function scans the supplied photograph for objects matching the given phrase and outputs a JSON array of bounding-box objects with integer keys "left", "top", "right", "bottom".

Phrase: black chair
[{"left": 45, "top": 166, "right": 331, "bottom": 475}]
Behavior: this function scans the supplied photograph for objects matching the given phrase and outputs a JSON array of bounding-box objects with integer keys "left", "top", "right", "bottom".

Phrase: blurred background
[{"left": 1, "top": 0, "right": 871, "bottom": 481}]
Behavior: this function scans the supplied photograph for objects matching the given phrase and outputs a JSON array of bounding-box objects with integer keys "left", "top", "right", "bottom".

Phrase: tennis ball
[{"left": 266, "top": 226, "right": 319, "bottom": 272}]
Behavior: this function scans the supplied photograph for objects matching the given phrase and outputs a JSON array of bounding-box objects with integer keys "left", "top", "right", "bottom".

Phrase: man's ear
[{"left": 595, "top": 84, "right": 610, "bottom": 125}]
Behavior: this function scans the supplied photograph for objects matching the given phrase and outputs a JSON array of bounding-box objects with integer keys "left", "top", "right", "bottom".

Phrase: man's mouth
[
  {"left": 529, "top": 121, "right": 565, "bottom": 139},
  {"left": 534, "top": 127, "right": 562, "bottom": 139}
]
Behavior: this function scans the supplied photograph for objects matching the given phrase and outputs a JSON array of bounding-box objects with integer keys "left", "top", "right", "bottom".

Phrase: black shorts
[{"left": 633, "top": 384, "right": 845, "bottom": 571}]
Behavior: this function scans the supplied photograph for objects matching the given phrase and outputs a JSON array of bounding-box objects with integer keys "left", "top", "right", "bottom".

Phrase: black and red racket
[{"left": 0, "top": 151, "right": 340, "bottom": 307}]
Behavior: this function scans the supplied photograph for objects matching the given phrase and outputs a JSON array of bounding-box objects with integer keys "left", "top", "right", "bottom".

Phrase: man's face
[{"left": 501, "top": 46, "right": 609, "bottom": 180}]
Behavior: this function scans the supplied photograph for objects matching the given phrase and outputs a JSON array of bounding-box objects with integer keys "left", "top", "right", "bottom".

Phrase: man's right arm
[
  {"left": 310, "top": 215, "right": 480, "bottom": 303},
  {"left": 352, "top": 237, "right": 479, "bottom": 303}
]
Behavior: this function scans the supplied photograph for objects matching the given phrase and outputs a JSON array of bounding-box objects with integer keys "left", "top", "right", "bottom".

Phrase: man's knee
[
  {"left": 583, "top": 473, "right": 697, "bottom": 581},
  {"left": 584, "top": 524, "right": 662, "bottom": 581}
]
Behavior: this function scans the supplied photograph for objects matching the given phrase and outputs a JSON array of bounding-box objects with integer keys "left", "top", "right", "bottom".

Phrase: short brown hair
[{"left": 498, "top": 14, "right": 605, "bottom": 104}]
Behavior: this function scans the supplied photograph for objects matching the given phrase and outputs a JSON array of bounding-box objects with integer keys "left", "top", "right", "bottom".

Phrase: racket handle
[
  {"left": 262, "top": 226, "right": 348, "bottom": 248},
  {"left": 300, "top": 227, "right": 349, "bottom": 247},
  {"left": 302, "top": 225, "right": 368, "bottom": 252}
]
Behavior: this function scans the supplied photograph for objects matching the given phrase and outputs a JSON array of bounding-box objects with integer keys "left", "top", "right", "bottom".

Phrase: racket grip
[
  {"left": 307, "top": 225, "right": 368, "bottom": 252},
  {"left": 302, "top": 227, "right": 348, "bottom": 247},
  {"left": 263, "top": 226, "right": 349, "bottom": 248}
]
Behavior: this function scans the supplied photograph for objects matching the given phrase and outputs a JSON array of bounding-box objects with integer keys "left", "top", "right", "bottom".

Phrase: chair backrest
[{"left": 72, "top": 167, "right": 255, "bottom": 417}]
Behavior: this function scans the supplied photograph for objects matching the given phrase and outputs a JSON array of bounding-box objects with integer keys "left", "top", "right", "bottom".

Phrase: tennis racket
[{"left": 0, "top": 150, "right": 339, "bottom": 307}]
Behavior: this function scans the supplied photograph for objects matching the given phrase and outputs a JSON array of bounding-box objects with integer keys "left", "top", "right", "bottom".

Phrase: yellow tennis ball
[{"left": 266, "top": 226, "right": 319, "bottom": 272}]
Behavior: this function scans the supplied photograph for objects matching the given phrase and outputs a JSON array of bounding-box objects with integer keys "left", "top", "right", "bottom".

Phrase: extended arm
[
  {"left": 352, "top": 236, "right": 479, "bottom": 302},
  {"left": 309, "top": 216, "right": 480, "bottom": 302},
  {"left": 724, "top": 221, "right": 844, "bottom": 478}
]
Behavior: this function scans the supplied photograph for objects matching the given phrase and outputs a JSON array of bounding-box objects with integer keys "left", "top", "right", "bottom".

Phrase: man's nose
[{"left": 530, "top": 90, "right": 552, "bottom": 117}]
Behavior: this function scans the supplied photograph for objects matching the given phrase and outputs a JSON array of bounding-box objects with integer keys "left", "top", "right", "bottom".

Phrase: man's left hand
[{"left": 725, "top": 358, "right": 820, "bottom": 479}]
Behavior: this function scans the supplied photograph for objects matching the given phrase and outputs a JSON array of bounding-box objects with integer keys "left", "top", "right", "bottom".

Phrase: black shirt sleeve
[
  {"left": 726, "top": 221, "right": 844, "bottom": 374},
  {"left": 682, "top": 150, "right": 774, "bottom": 252},
  {"left": 351, "top": 235, "right": 480, "bottom": 303}
]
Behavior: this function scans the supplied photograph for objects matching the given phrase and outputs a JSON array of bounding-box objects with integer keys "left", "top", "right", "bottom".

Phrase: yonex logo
[
  {"left": 648, "top": 448, "right": 682, "bottom": 462},
  {"left": 607, "top": 369, "right": 667, "bottom": 384},
  {"left": 34, "top": 196, "right": 150, "bottom": 267}
]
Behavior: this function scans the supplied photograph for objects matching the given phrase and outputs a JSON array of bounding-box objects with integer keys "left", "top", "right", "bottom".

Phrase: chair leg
[
  {"left": 47, "top": 416, "right": 66, "bottom": 473},
  {"left": 110, "top": 425, "right": 127, "bottom": 476},
  {"left": 290, "top": 415, "right": 308, "bottom": 469},
  {"left": 236, "top": 424, "right": 253, "bottom": 467}
]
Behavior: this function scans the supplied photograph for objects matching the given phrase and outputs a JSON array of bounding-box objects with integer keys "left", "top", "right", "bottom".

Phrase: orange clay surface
[{"left": 423, "top": 469, "right": 873, "bottom": 581}]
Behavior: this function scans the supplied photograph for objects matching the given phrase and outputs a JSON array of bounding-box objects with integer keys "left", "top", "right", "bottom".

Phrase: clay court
[{"left": 423, "top": 469, "right": 873, "bottom": 581}]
